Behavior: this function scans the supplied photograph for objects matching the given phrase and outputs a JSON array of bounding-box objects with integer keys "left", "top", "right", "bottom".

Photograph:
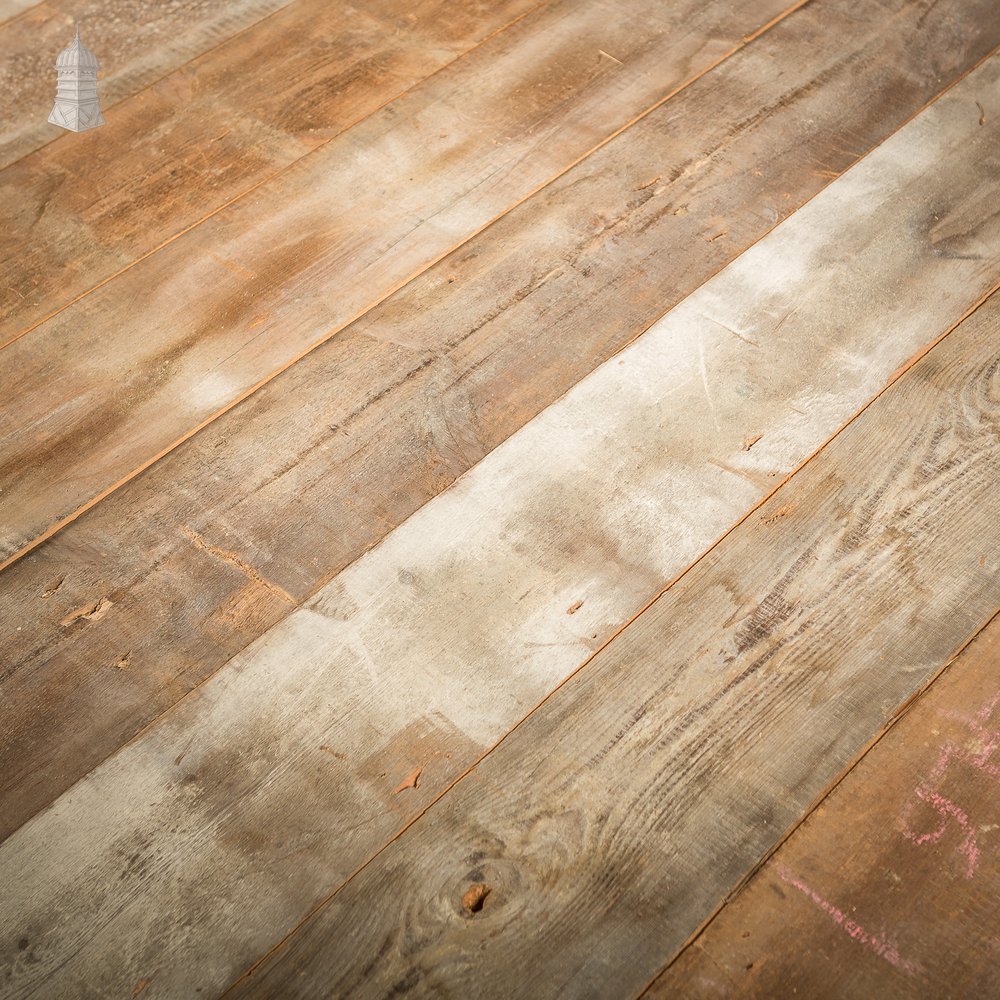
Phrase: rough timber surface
[
  {"left": 230, "top": 293, "right": 1000, "bottom": 1000},
  {"left": 0, "top": 0, "right": 297, "bottom": 169},
  {"left": 648, "top": 613, "right": 1000, "bottom": 999},
  {"left": 0, "top": 0, "right": 541, "bottom": 340},
  {"left": 2, "top": 0, "right": 998, "bottom": 844},
  {"left": 0, "top": 1, "right": 39, "bottom": 23},
  {"left": 0, "top": 0, "right": 802, "bottom": 567},
  {"left": 1, "top": 56, "right": 998, "bottom": 999}
]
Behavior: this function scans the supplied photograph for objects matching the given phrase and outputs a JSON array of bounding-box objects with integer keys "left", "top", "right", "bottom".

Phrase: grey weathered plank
[
  {"left": 1, "top": 52, "right": 999, "bottom": 1000},
  {"left": 230, "top": 293, "right": 1000, "bottom": 1000},
  {"left": 0, "top": 0, "right": 803, "bottom": 567},
  {"left": 0, "top": 0, "right": 298, "bottom": 169},
  {"left": 648, "top": 614, "right": 1000, "bottom": 999},
  {"left": 2, "top": 0, "right": 997, "bottom": 846},
  {"left": 1, "top": 0, "right": 542, "bottom": 341}
]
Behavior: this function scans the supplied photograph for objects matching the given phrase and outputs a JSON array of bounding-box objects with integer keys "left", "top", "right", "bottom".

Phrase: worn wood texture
[
  {"left": 230, "top": 293, "right": 1000, "bottom": 1000},
  {"left": 0, "top": 1, "right": 39, "bottom": 23},
  {"left": 0, "top": 0, "right": 297, "bottom": 169},
  {"left": 1, "top": 0, "right": 997, "bottom": 846},
  {"left": 0, "top": 0, "right": 542, "bottom": 340},
  {"left": 1, "top": 57, "right": 998, "bottom": 998},
  {"left": 649, "top": 614, "right": 1000, "bottom": 999},
  {"left": 0, "top": 0, "right": 803, "bottom": 567}
]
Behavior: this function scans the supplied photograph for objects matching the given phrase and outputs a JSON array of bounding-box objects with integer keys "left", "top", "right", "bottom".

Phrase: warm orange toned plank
[
  {"left": 0, "top": 0, "right": 802, "bottom": 568},
  {"left": 1, "top": 0, "right": 541, "bottom": 340},
  {"left": 649, "top": 615, "right": 1000, "bottom": 999}
]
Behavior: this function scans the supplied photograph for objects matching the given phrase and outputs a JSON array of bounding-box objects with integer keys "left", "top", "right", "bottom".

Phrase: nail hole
[{"left": 462, "top": 883, "right": 491, "bottom": 914}]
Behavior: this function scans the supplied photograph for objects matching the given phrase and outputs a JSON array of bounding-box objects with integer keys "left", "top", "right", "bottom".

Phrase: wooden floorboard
[
  {"left": 1, "top": 0, "right": 996, "bottom": 846},
  {"left": 1, "top": 0, "right": 541, "bottom": 340},
  {"left": 0, "top": 0, "right": 804, "bottom": 568},
  {"left": 0, "top": 1, "right": 39, "bottom": 24},
  {"left": 228, "top": 289, "right": 1000, "bottom": 1000},
  {"left": 1, "top": 52, "right": 997, "bottom": 999},
  {"left": 649, "top": 612, "right": 1000, "bottom": 999},
  {"left": 0, "top": 0, "right": 297, "bottom": 169}
]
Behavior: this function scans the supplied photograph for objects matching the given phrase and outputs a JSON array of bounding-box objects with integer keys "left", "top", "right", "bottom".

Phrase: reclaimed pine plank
[
  {"left": 1, "top": 0, "right": 996, "bottom": 847},
  {"left": 229, "top": 290, "right": 1000, "bottom": 1000},
  {"left": 0, "top": 1, "right": 37, "bottom": 23},
  {"left": 648, "top": 614, "right": 1000, "bottom": 999},
  {"left": 0, "top": 0, "right": 804, "bottom": 568},
  {"left": 0, "top": 0, "right": 543, "bottom": 340},
  {"left": 1, "top": 54, "right": 998, "bottom": 1000},
  {"left": 0, "top": 0, "right": 298, "bottom": 169}
]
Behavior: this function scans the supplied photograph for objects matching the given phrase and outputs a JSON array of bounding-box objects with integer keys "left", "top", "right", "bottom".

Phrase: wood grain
[
  {"left": 648, "top": 614, "right": 1000, "bottom": 999},
  {"left": 1, "top": 0, "right": 997, "bottom": 850},
  {"left": 229, "top": 290, "right": 1000, "bottom": 1000},
  {"left": 0, "top": 0, "right": 804, "bottom": 567},
  {"left": 1, "top": 56, "right": 998, "bottom": 998},
  {"left": 0, "top": 0, "right": 297, "bottom": 169},
  {"left": 0, "top": 0, "right": 542, "bottom": 339},
  {"left": 0, "top": 1, "right": 39, "bottom": 23}
]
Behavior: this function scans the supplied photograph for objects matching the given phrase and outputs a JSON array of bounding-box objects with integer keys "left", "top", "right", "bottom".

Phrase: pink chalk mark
[
  {"left": 900, "top": 686, "right": 1000, "bottom": 877},
  {"left": 900, "top": 788, "right": 980, "bottom": 879},
  {"left": 773, "top": 864, "right": 921, "bottom": 975}
]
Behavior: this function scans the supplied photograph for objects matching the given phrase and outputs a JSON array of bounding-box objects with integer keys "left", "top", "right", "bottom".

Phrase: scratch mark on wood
[
  {"left": 976, "top": 100, "right": 986, "bottom": 125},
  {"left": 705, "top": 314, "right": 759, "bottom": 348},
  {"left": 760, "top": 504, "right": 792, "bottom": 526},
  {"left": 111, "top": 652, "right": 132, "bottom": 671},
  {"left": 60, "top": 596, "right": 112, "bottom": 627},
  {"left": 39, "top": 577, "right": 64, "bottom": 598},
  {"left": 598, "top": 49, "right": 623, "bottom": 65},
  {"left": 697, "top": 332, "right": 720, "bottom": 431},
  {"left": 567, "top": 600, "right": 584, "bottom": 615},
  {"left": 180, "top": 526, "right": 294, "bottom": 604},
  {"left": 742, "top": 433, "right": 763, "bottom": 451},
  {"left": 394, "top": 767, "right": 423, "bottom": 793}
]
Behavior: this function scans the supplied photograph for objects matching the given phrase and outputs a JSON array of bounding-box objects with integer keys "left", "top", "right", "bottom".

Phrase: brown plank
[
  {"left": 227, "top": 287, "right": 1000, "bottom": 1000},
  {"left": 0, "top": 0, "right": 542, "bottom": 341},
  {"left": 0, "top": 2, "right": 39, "bottom": 23},
  {"left": 0, "top": 0, "right": 804, "bottom": 568},
  {"left": 2, "top": 59, "right": 999, "bottom": 1000},
  {"left": 1, "top": 0, "right": 997, "bottom": 845},
  {"left": 649, "top": 614, "right": 1000, "bottom": 999},
  {"left": 0, "top": 0, "right": 298, "bottom": 169}
]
